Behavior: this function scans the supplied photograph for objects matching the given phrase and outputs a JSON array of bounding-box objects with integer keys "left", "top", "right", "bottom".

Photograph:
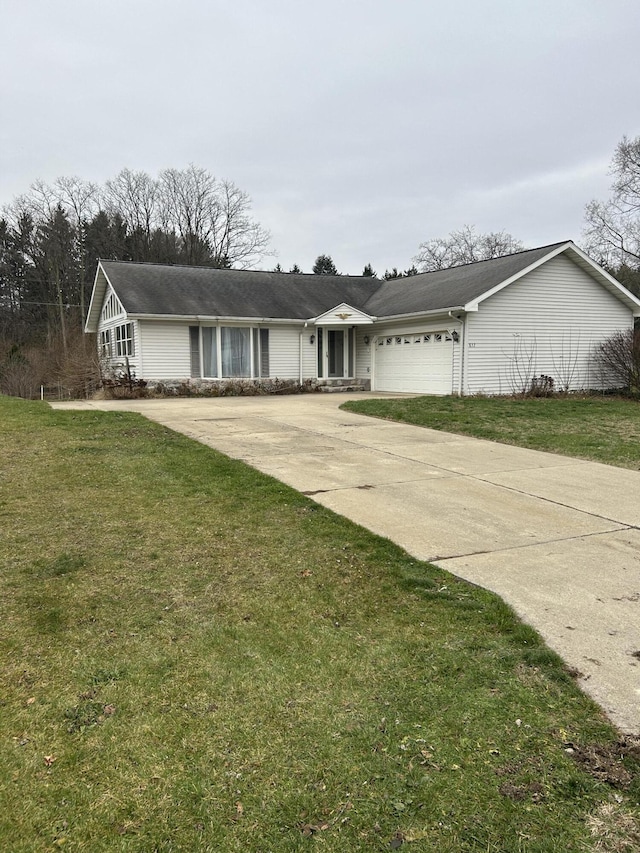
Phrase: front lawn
[
  {"left": 1, "top": 396, "right": 639, "bottom": 851},
  {"left": 342, "top": 395, "right": 640, "bottom": 469}
]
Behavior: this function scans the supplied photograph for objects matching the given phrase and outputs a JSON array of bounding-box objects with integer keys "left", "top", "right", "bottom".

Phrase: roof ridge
[
  {"left": 98, "top": 258, "right": 373, "bottom": 280},
  {"left": 412, "top": 240, "right": 573, "bottom": 276}
]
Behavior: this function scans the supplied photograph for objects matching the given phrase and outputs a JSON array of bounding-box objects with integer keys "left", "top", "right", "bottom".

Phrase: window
[
  {"left": 202, "top": 327, "right": 218, "bottom": 377},
  {"left": 253, "top": 328, "right": 270, "bottom": 377},
  {"left": 101, "top": 292, "right": 122, "bottom": 322},
  {"left": 189, "top": 326, "right": 201, "bottom": 378},
  {"left": 99, "top": 329, "right": 111, "bottom": 357},
  {"left": 115, "top": 323, "right": 134, "bottom": 357},
  {"left": 221, "top": 327, "right": 250, "bottom": 377},
  {"left": 199, "top": 326, "right": 269, "bottom": 379}
]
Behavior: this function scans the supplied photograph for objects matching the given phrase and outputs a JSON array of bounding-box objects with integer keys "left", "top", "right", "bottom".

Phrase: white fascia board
[
  {"left": 464, "top": 242, "right": 573, "bottom": 311},
  {"left": 84, "top": 261, "right": 110, "bottom": 333},
  {"left": 374, "top": 306, "right": 465, "bottom": 323},
  {"left": 129, "top": 313, "right": 307, "bottom": 325}
]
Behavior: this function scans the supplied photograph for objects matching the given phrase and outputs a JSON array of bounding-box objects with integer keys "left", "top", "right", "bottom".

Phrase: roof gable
[
  {"left": 312, "top": 303, "right": 374, "bottom": 325},
  {"left": 362, "top": 243, "right": 570, "bottom": 317}
]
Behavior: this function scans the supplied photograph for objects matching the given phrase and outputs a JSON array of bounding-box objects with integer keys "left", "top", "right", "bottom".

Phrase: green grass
[
  {"left": 342, "top": 395, "right": 640, "bottom": 469},
  {"left": 1, "top": 396, "right": 639, "bottom": 852}
]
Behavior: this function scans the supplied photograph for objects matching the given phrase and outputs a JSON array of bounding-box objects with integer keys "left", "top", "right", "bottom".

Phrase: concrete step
[{"left": 318, "top": 383, "right": 367, "bottom": 393}]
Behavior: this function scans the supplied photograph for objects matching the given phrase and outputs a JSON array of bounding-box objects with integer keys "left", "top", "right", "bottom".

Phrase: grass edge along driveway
[
  {"left": 1, "top": 395, "right": 639, "bottom": 852},
  {"left": 341, "top": 394, "right": 640, "bottom": 470}
]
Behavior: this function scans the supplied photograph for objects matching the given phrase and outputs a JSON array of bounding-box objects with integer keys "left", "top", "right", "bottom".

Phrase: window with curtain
[
  {"left": 202, "top": 327, "right": 217, "bottom": 377},
  {"left": 221, "top": 327, "right": 250, "bottom": 377},
  {"left": 198, "top": 326, "right": 269, "bottom": 378}
]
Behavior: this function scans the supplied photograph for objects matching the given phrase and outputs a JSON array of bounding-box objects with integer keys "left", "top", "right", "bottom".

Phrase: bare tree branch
[{"left": 413, "top": 225, "right": 524, "bottom": 272}]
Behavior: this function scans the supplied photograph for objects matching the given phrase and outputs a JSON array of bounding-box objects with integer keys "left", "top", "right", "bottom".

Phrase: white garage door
[{"left": 374, "top": 330, "right": 454, "bottom": 394}]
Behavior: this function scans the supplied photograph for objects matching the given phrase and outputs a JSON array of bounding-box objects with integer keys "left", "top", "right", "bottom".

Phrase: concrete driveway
[{"left": 53, "top": 393, "right": 640, "bottom": 732}]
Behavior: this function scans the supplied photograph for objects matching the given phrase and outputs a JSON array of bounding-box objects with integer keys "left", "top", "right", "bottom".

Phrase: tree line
[
  {"left": 2, "top": 136, "right": 639, "bottom": 397},
  {"left": 0, "top": 166, "right": 270, "bottom": 353}
]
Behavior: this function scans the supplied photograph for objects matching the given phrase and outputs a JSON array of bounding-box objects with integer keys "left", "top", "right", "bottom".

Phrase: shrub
[{"left": 593, "top": 329, "right": 640, "bottom": 395}]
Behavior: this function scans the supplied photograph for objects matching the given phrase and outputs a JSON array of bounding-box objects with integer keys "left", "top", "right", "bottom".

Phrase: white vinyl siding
[
  {"left": 268, "top": 326, "right": 301, "bottom": 379},
  {"left": 137, "top": 321, "right": 190, "bottom": 380},
  {"left": 464, "top": 254, "right": 633, "bottom": 395},
  {"left": 355, "top": 328, "right": 372, "bottom": 381},
  {"left": 301, "top": 329, "right": 317, "bottom": 380}
]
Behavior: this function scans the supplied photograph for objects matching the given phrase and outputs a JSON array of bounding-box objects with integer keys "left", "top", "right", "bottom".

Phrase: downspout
[
  {"left": 299, "top": 322, "right": 307, "bottom": 385},
  {"left": 448, "top": 311, "right": 465, "bottom": 397},
  {"left": 370, "top": 335, "right": 377, "bottom": 391}
]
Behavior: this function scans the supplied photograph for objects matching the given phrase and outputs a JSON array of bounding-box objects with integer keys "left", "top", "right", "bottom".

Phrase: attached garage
[
  {"left": 373, "top": 329, "right": 455, "bottom": 394},
  {"left": 88, "top": 243, "right": 640, "bottom": 396}
]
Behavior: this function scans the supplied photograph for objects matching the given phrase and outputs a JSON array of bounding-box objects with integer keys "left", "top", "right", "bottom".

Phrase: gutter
[
  {"left": 373, "top": 306, "right": 466, "bottom": 323},
  {"left": 127, "top": 313, "right": 308, "bottom": 325}
]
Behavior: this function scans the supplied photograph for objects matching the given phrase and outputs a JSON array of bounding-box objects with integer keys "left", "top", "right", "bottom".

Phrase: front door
[
  {"left": 328, "top": 329, "right": 345, "bottom": 377},
  {"left": 317, "top": 327, "right": 354, "bottom": 379}
]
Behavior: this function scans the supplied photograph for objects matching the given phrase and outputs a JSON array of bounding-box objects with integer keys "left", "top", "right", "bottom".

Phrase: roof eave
[
  {"left": 84, "top": 261, "right": 109, "bottom": 333},
  {"left": 373, "top": 306, "right": 466, "bottom": 323},
  {"left": 129, "top": 313, "right": 309, "bottom": 325}
]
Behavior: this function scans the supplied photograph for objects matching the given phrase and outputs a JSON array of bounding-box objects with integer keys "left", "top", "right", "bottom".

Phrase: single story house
[{"left": 85, "top": 241, "right": 640, "bottom": 395}]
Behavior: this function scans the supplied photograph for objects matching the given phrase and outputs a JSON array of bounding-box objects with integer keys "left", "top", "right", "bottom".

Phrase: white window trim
[{"left": 199, "top": 324, "right": 268, "bottom": 380}]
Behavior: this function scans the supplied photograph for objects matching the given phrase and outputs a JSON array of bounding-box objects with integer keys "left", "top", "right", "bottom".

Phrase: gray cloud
[{"left": 2, "top": 0, "right": 639, "bottom": 274}]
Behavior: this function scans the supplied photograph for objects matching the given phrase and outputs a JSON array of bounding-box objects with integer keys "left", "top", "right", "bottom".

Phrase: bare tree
[
  {"left": 414, "top": 225, "right": 525, "bottom": 272},
  {"left": 584, "top": 136, "right": 640, "bottom": 272},
  {"left": 102, "top": 168, "right": 158, "bottom": 258},
  {"left": 54, "top": 176, "right": 99, "bottom": 225},
  {"left": 158, "top": 166, "right": 270, "bottom": 268}
]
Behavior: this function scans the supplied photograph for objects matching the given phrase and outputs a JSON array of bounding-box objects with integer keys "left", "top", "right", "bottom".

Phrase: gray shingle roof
[
  {"left": 97, "top": 242, "right": 572, "bottom": 324},
  {"left": 99, "top": 261, "right": 381, "bottom": 319},
  {"left": 363, "top": 243, "right": 569, "bottom": 316}
]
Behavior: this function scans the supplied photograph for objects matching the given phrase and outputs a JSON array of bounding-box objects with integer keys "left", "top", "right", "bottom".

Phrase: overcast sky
[{"left": 1, "top": 0, "right": 639, "bottom": 274}]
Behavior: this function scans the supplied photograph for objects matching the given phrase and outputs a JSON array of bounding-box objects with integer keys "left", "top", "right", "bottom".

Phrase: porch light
[
  {"left": 310, "top": 334, "right": 315, "bottom": 345},
  {"left": 363, "top": 335, "right": 370, "bottom": 345}
]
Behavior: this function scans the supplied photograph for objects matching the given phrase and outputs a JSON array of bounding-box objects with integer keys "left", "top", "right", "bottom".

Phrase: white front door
[{"left": 317, "top": 327, "right": 354, "bottom": 379}]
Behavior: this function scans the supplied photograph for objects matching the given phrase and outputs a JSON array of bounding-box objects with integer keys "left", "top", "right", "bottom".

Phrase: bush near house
[{"left": 593, "top": 328, "right": 640, "bottom": 395}]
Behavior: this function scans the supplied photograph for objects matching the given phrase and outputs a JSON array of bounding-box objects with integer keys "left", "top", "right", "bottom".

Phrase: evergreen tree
[
  {"left": 362, "top": 263, "right": 376, "bottom": 277},
  {"left": 312, "top": 254, "right": 339, "bottom": 275}
]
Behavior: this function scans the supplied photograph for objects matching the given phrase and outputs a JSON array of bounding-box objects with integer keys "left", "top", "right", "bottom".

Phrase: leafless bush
[
  {"left": 101, "top": 358, "right": 148, "bottom": 399},
  {"left": 593, "top": 328, "right": 640, "bottom": 395},
  {"left": 527, "top": 374, "right": 555, "bottom": 397},
  {"left": 50, "top": 332, "right": 101, "bottom": 398},
  {"left": 503, "top": 336, "right": 538, "bottom": 394},
  {"left": 0, "top": 333, "right": 101, "bottom": 399}
]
